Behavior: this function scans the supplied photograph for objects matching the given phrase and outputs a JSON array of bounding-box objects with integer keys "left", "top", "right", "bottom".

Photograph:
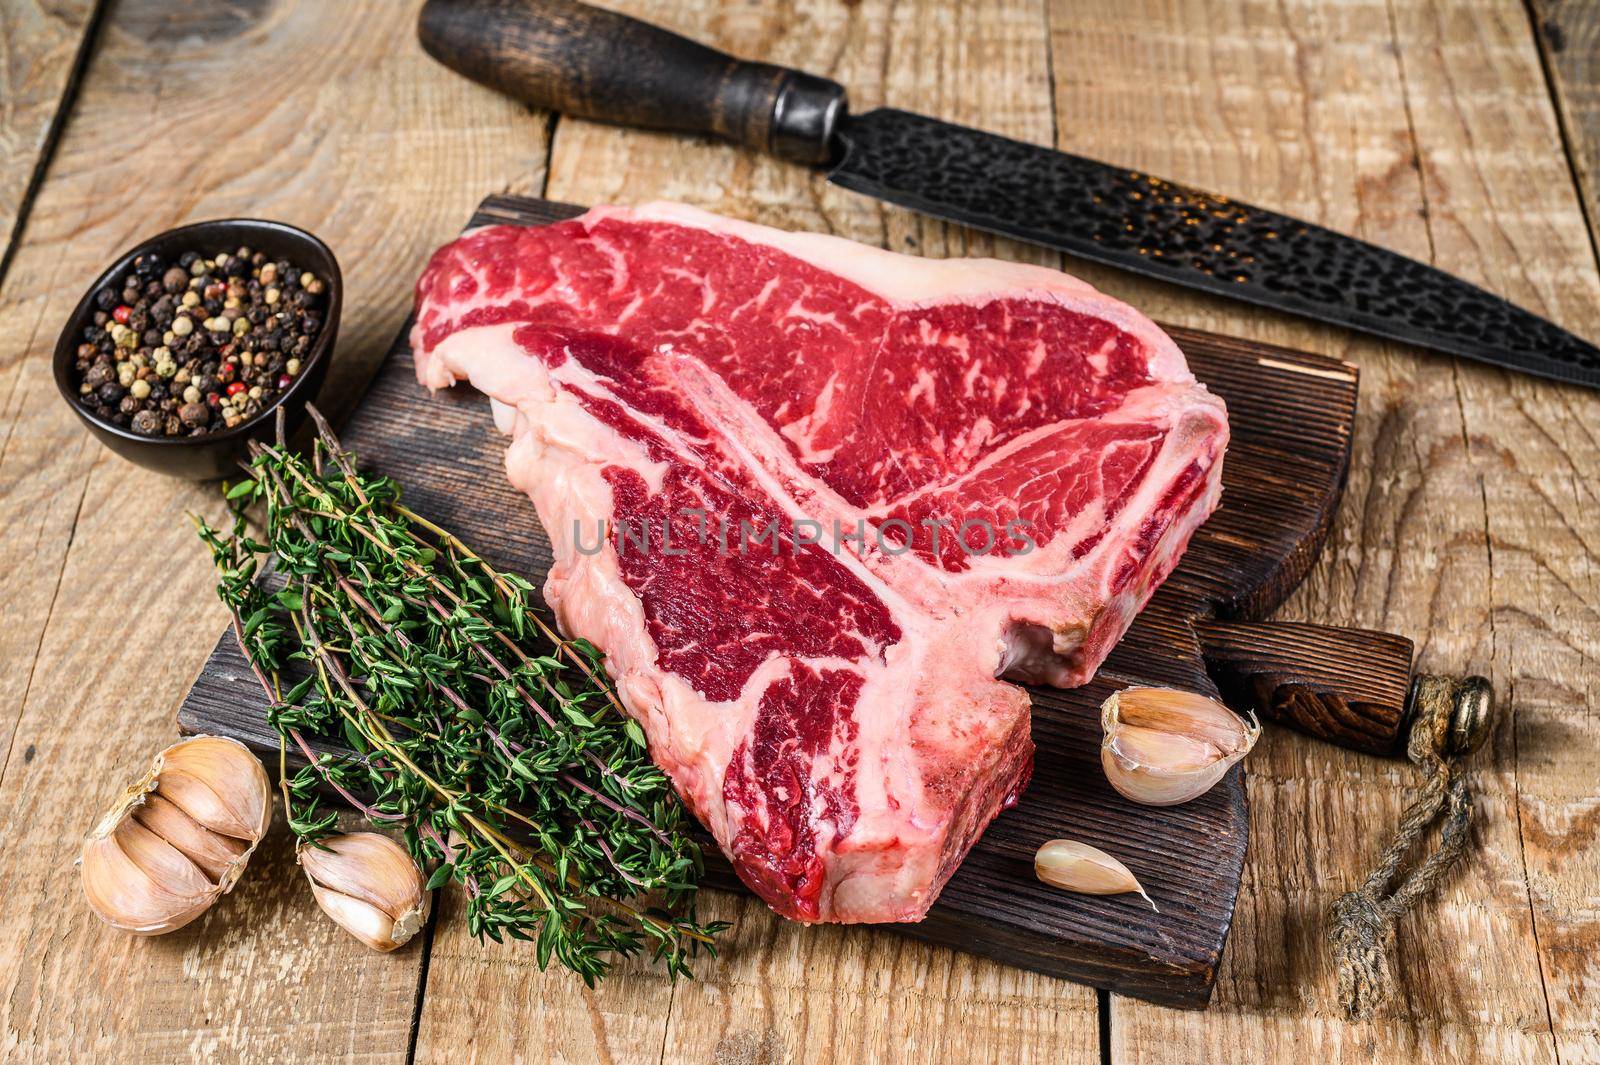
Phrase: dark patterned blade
[{"left": 831, "top": 109, "right": 1600, "bottom": 389}]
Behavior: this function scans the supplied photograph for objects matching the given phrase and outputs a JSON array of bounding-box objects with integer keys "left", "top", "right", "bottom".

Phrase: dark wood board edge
[
  {"left": 176, "top": 641, "right": 1236, "bottom": 1009},
  {"left": 1161, "top": 327, "right": 1359, "bottom": 623}
]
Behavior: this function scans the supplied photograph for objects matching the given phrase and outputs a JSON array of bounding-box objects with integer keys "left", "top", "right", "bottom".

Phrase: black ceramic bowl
[{"left": 53, "top": 218, "right": 341, "bottom": 480}]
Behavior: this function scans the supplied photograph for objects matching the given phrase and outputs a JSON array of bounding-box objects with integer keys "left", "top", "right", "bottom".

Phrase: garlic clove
[
  {"left": 133, "top": 794, "right": 248, "bottom": 885},
  {"left": 1108, "top": 724, "right": 1223, "bottom": 772},
  {"left": 155, "top": 736, "right": 272, "bottom": 842},
  {"left": 308, "top": 882, "right": 417, "bottom": 952},
  {"left": 300, "top": 832, "right": 428, "bottom": 952},
  {"left": 112, "top": 817, "right": 214, "bottom": 900},
  {"left": 153, "top": 767, "right": 251, "bottom": 839},
  {"left": 1100, "top": 687, "right": 1260, "bottom": 807},
  {"left": 391, "top": 898, "right": 428, "bottom": 946},
  {"left": 1110, "top": 687, "right": 1248, "bottom": 749},
  {"left": 80, "top": 735, "right": 271, "bottom": 936},
  {"left": 81, "top": 830, "right": 217, "bottom": 934},
  {"left": 299, "top": 833, "right": 425, "bottom": 918},
  {"left": 1034, "top": 839, "right": 1156, "bottom": 910}
]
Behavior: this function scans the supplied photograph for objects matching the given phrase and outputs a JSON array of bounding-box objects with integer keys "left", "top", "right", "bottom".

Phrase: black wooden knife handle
[
  {"left": 418, "top": 0, "right": 847, "bottom": 163},
  {"left": 1195, "top": 618, "right": 1493, "bottom": 758}
]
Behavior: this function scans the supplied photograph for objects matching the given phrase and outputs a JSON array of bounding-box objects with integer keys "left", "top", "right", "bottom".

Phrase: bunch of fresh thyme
[{"left": 195, "top": 408, "right": 727, "bottom": 983}]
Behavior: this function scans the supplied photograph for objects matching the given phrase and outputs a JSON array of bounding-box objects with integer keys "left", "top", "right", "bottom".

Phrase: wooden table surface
[{"left": 3, "top": 0, "right": 1597, "bottom": 1061}]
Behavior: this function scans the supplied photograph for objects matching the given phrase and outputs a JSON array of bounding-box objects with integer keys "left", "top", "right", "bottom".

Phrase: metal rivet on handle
[
  {"left": 1444, "top": 675, "right": 1495, "bottom": 757},
  {"left": 1409, "top": 673, "right": 1495, "bottom": 758}
]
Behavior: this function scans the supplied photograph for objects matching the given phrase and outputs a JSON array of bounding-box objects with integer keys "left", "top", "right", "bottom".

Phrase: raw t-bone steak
[{"left": 411, "top": 203, "right": 1229, "bottom": 923}]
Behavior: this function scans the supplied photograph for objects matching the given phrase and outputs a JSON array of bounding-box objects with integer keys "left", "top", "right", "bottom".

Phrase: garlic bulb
[
  {"left": 81, "top": 735, "right": 272, "bottom": 934},
  {"left": 1100, "top": 687, "right": 1260, "bottom": 806},
  {"left": 300, "top": 832, "right": 428, "bottom": 952},
  {"left": 1035, "top": 839, "right": 1156, "bottom": 909}
]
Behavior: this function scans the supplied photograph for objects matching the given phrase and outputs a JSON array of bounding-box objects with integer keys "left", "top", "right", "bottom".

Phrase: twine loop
[{"left": 1327, "top": 675, "right": 1479, "bottom": 1020}]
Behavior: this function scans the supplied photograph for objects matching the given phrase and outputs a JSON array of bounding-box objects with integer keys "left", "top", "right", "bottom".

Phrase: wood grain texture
[
  {"left": 1393, "top": 1, "right": 1600, "bottom": 1058},
  {"left": 1035, "top": 0, "right": 1598, "bottom": 1061},
  {"left": 0, "top": 0, "right": 552, "bottom": 1059},
  {"left": 0, "top": 0, "right": 101, "bottom": 278},
  {"left": 419, "top": 0, "right": 847, "bottom": 163},
  {"left": 1531, "top": 0, "right": 1600, "bottom": 244},
  {"left": 1196, "top": 620, "right": 1416, "bottom": 755},
  {"left": 4, "top": 0, "right": 1597, "bottom": 1059}
]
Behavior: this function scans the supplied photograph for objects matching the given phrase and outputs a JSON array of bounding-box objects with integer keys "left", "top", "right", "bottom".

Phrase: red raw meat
[{"left": 411, "top": 204, "right": 1228, "bottom": 923}]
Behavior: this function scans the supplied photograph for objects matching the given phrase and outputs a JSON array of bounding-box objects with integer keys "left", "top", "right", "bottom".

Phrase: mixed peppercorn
[{"left": 72, "top": 246, "right": 326, "bottom": 437}]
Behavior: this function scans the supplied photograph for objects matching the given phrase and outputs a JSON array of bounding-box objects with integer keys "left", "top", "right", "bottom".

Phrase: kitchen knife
[{"left": 417, "top": 0, "right": 1600, "bottom": 390}]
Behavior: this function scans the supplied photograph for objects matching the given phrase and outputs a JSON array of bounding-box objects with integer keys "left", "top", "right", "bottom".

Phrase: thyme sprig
[{"left": 196, "top": 408, "right": 727, "bottom": 983}]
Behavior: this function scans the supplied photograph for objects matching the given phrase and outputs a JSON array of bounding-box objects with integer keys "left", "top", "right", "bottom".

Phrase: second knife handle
[{"left": 418, "top": 0, "right": 847, "bottom": 163}]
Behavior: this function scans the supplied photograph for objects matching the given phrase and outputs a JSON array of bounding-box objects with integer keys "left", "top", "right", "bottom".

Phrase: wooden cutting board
[{"left": 179, "top": 193, "right": 1371, "bottom": 1009}]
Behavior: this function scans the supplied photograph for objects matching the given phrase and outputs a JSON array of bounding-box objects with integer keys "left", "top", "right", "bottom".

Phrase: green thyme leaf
[{"left": 197, "top": 406, "right": 722, "bottom": 984}]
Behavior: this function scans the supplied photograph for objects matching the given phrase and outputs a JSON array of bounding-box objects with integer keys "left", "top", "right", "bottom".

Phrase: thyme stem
[{"left": 195, "top": 406, "right": 726, "bottom": 982}]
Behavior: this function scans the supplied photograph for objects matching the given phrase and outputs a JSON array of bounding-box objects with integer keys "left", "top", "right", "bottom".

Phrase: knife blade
[{"left": 418, "top": 0, "right": 1600, "bottom": 390}]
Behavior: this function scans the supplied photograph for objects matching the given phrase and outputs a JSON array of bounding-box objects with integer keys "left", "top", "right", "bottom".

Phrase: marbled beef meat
[{"left": 411, "top": 203, "right": 1228, "bottom": 923}]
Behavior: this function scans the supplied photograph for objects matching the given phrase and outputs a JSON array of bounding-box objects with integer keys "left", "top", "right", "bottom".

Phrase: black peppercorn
[
  {"left": 179, "top": 401, "right": 211, "bottom": 429},
  {"left": 76, "top": 244, "right": 323, "bottom": 438}
]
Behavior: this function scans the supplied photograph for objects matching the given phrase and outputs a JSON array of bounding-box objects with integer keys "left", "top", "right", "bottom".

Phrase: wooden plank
[
  {"left": 4, "top": 1, "right": 1590, "bottom": 1062},
  {"left": 178, "top": 188, "right": 1372, "bottom": 1006},
  {"left": 0, "top": 0, "right": 553, "bottom": 1059},
  {"left": 0, "top": 0, "right": 102, "bottom": 279},
  {"left": 1390, "top": 1, "right": 1600, "bottom": 1059},
  {"left": 1033, "top": 0, "right": 1595, "bottom": 1060},
  {"left": 1530, "top": 0, "right": 1600, "bottom": 253},
  {"left": 409, "top": 0, "right": 1103, "bottom": 1059}
]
